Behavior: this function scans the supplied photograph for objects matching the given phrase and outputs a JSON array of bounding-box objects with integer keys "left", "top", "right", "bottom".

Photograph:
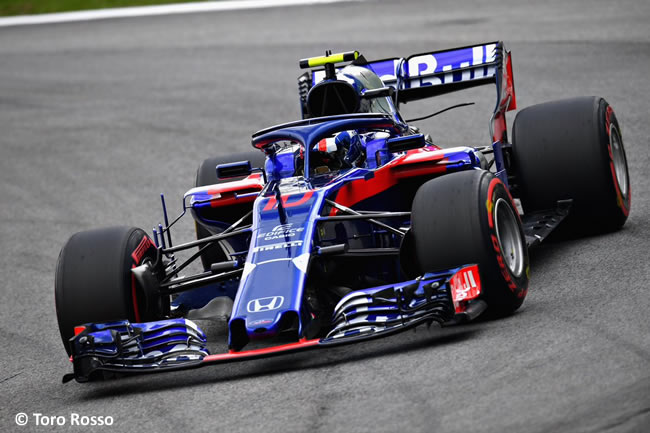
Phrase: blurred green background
[{"left": 0, "top": 0, "right": 209, "bottom": 16}]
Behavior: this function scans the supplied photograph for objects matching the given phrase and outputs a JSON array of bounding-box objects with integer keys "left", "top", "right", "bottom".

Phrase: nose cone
[
  {"left": 243, "top": 294, "right": 287, "bottom": 339},
  {"left": 229, "top": 189, "right": 318, "bottom": 350}
]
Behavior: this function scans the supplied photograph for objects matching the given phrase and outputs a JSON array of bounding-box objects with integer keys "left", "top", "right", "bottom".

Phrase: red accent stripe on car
[
  {"left": 334, "top": 148, "right": 447, "bottom": 209},
  {"left": 203, "top": 338, "right": 320, "bottom": 363},
  {"left": 206, "top": 176, "right": 265, "bottom": 208}
]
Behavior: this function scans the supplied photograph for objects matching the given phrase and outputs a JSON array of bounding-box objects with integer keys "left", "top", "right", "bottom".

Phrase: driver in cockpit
[{"left": 304, "top": 64, "right": 402, "bottom": 175}]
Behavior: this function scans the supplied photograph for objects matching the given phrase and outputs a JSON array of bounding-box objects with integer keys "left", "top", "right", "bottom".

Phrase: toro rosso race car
[{"left": 55, "top": 41, "right": 631, "bottom": 383}]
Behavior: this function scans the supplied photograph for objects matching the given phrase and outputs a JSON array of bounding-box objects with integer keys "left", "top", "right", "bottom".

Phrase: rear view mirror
[
  {"left": 361, "top": 87, "right": 394, "bottom": 100},
  {"left": 216, "top": 160, "right": 252, "bottom": 179}
]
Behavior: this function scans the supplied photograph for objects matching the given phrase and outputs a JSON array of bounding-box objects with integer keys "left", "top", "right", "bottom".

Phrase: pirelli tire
[
  {"left": 195, "top": 151, "right": 267, "bottom": 270},
  {"left": 410, "top": 170, "right": 529, "bottom": 317},
  {"left": 55, "top": 227, "right": 165, "bottom": 355},
  {"left": 512, "top": 96, "right": 630, "bottom": 235}
]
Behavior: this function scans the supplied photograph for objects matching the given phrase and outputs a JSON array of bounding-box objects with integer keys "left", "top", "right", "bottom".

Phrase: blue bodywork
[
  {"left": 186, "top": 113, "right": 483, "bottom": 349},
  {"left": 64, "top": 41, "right": 518, "bottom": 381}
]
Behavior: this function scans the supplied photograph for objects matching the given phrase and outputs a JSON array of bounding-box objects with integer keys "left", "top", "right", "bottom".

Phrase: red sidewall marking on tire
[
  {"left": 608, "top": 160, "right": 630, "bottom": 216},
  {"left": 486, "top": 177, "right": 525, "bottom": 296},
  {"left": 605, "top": 106, "right": 630, "bottom": 217},
  {"left": 130, "top": 235, "right": 153, "bottom": 323},
  {"left": 131, "top": 268, "right": 141, "bottom": 323},
  {"left": 131, "top": 235, "right": 154, "bottom": 263}
]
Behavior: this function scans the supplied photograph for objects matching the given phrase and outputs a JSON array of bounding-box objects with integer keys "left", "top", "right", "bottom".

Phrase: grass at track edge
[{"left": 0, "top": 0, "right": 216, "bottom": 16}]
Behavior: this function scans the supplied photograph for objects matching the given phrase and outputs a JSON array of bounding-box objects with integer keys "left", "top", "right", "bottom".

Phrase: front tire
[
  {"left": 55, "top": 227, "right": 164, "bottom": 355},
  {"left": 512, "top": 96, "right": 630, "bottom": 234},
  {"left": 410, "top": 170, "right": 529, "bottom": 316}
]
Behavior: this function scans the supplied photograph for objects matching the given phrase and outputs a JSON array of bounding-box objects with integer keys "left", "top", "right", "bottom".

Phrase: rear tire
[
  {"left": 195, "top": 151, "right": 266, "bottom": 270},
  {"left": 410, "top": 170, "right": 529, "bottom": 317},
  {"left": 512, "top": 96, "right": 630, "bottom": 234},
  {"left": 55, "top": 227, "right": 164, "bottom": 355}
]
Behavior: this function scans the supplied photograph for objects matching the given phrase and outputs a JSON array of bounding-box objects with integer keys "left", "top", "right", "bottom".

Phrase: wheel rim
[
  {"left": 494, "top": 198, "right": 525, "bottom": 278},
  {"left": 609, "top": 124, "right": 629, "bottom": 199}
]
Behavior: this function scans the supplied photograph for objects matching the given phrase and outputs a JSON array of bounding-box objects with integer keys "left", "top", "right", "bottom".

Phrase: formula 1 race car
[{"left": 55, "top": 41, "right": 631, "bottom": 383}]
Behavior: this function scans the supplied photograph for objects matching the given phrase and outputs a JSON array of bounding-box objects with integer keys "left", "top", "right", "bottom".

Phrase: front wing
[{"left": 64, "top": 265, "right": 483, "bottom": 383}]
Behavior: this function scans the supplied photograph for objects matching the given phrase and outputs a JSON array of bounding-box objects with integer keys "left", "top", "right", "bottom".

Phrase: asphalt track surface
[{"left": 1, "top": 0, "right": 649, "bottom": 432}]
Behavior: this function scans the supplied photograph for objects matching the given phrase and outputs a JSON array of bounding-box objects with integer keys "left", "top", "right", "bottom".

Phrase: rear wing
[
  {"left": 370, "top": 42, "right": 515, "bottom": 108},
  {"left": 305, "top": 41, "right": 516, "bottom": 110},
  {"left": 301, "top": 41, "right": 516, "bottom": 142}
]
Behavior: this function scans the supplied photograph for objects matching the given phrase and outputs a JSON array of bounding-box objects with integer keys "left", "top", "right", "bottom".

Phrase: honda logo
[{"left": 247, "top": 296, "right": 284, "bottom": 313}]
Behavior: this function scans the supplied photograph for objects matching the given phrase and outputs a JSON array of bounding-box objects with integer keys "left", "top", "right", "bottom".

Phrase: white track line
[{"left": 0, "top": 0, "right": 359, "bottom": 27}]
